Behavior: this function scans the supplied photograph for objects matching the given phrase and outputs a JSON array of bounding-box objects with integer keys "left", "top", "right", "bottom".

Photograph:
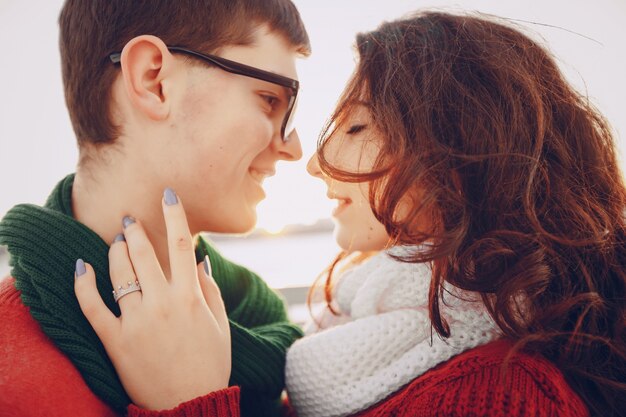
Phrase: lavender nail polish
[
  {"left": 113, "top": 233, "right": 125, "bottom": 243},
  {"left": 122, "top": 216, "right": 136, "bottom": 229},
  {"left": 75, "top": 259, "right": 86, "bottom": 277},
  {"left": 164, "top": 188, "right": 178, "bottom": 206}
]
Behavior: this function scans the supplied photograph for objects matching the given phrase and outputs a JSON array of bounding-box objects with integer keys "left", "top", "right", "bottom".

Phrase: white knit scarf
[{"left": 285, "top": 247, "right": 500, "bottom": 417}]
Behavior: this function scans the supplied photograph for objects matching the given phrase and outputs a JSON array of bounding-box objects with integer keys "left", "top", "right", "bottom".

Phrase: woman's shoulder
[
  {"left": 355, "top": 339, "right": 589, "bottom": 417},
  {"left": 436, "top": 338, "right": 564, "bottom": 378}
]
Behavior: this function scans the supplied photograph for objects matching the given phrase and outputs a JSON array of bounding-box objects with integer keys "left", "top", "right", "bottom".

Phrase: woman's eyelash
[{"left": 346, "top": 124, "right": 367, "bottom": 134}]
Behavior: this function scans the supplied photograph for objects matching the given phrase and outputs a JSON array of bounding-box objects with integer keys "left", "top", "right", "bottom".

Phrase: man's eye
[
  {"left": 261, "top": 94, "right": 279, "bottom": 108},
  {"left": 346, "top": 124, "right": 367, "bottom": 134}
]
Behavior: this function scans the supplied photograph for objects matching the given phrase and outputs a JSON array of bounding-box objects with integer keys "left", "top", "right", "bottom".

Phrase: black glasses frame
[{"left": 109, "top": 46, "right": 299, "bottom": 142}]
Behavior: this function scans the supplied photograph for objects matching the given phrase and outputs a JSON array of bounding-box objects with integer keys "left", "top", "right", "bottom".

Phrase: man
[{"left": 0, "top": 1, "right": 311, "bottom": 416}]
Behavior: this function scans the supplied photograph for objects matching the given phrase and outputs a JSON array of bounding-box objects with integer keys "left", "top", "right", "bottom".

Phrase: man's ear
[{"left": 119, "top": 35, "right": 175, "bottom": 121}]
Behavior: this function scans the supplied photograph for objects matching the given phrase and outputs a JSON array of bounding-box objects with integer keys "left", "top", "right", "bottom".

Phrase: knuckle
[
  {"left": 176, "top": 288, "right": 205, "bottom": 312},
  {"left": 129, "top": 240, "right": 151, "bottom": 259},
  {"left": 151, "top": 304, "right": 171, "bottom": 321},
  {"left": 187, "top": 295, "right": 206, "bottom": 314},
  {"left": 174, "top": 235, "right": 193, "bottom": 251},
  {"left": 80, "top": 299, "right": 100, "bottom": 320},
  {"left": 108, "top": 245, "right": 123, "bottom": 263},
  {"left": 177, "top": 288, "right": 199, "bottom": 306},
  {"left": 109, "top": 258, "right": 128, "bottom": 280}
]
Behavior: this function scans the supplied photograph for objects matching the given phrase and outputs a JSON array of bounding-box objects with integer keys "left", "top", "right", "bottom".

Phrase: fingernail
[
  {"left": 164, "top": 188, "right": 178, "bottom": 206},
  {"left": 75, "top": 259, "right": 86, "bottom": 277},
  {"left": 122, "top": 216, "right": 136, "bottom": 229},
  {"left": 113, "top": 233, "right": 125, "bottom": 244},
  {"left": 203, "top": 255, "right": 212, "bottom": 277}
]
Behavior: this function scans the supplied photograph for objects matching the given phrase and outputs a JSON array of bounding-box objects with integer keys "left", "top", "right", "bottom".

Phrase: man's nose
[{"left": 275, "top": 129, "right": 303, "bottom": 161}]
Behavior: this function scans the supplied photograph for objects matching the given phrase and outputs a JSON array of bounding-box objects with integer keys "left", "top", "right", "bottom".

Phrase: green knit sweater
[{"left": 0, "top": 174, "right": 303, "bottom": 416}]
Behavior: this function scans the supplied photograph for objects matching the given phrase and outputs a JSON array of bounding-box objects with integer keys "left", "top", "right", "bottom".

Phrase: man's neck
[{"left": 72, "top": 168, "right": 174, "bottom": 279}]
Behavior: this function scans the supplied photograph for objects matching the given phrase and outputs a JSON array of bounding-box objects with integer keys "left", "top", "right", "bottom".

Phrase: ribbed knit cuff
[{"left": 126, "top": 386, "right": 240, "bottom": 417}]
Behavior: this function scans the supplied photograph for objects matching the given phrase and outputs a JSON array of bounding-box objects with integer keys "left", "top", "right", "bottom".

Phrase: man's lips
[{"left": 248, "top": 167, "right": 275, "bottom": 185}]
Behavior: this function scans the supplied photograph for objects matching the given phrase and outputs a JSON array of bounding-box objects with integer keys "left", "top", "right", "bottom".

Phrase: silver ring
[{"left": 112, "top": 280, "right": 142, "bottom": 303}]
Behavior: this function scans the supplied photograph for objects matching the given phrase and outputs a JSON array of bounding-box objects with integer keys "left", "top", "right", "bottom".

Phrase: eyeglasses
[{"left": 109, "top": 46, "right": 299, "bottom": 142}]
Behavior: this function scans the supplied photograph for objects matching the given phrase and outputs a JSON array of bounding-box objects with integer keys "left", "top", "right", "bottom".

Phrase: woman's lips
[{"left": 331, "top": 197, "right": 352, "bottom": 217}]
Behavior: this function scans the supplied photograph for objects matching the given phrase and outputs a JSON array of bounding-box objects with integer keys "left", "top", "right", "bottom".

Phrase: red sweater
[
  {"left": 0, "top": 277, "right": 238, "bottom": 417},
  {"left": 350, "top": 339, "right": 589, "bottom": 417},
  {"left": 0, "top": 277, "right": 588, "bottom": 417}
]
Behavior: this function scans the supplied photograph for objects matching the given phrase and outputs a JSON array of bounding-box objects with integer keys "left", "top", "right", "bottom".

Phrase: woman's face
[{"left": 307, "top": 104, "right": 390, "bottom": 252}]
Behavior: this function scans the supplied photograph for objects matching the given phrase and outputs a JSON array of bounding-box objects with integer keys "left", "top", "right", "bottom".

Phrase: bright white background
[{"left": 1, "top": 0, "right": 625, "bottom": 288}]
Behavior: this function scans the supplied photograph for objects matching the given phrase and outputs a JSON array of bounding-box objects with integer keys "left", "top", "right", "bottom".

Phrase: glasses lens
[{"left": 282, "top": 92, "right": 299, "bottom": 142}]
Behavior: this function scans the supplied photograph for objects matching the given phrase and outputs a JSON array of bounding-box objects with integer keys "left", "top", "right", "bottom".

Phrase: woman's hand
[{"left": 73, "top": 188, "right": 231, "bottom": 411}]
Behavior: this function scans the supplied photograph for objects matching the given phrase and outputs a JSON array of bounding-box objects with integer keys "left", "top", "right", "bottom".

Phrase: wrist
[{"left": 128, "top": 386, "right": 240, "bottom": 417}]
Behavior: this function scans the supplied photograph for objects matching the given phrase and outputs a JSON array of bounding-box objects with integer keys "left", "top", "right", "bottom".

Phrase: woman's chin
[
  {"left": 334, "top": 227, "right": 390, "bottom": 253},
  {"left": 334, "top": 227, "right": 359, "bottom": 252}
]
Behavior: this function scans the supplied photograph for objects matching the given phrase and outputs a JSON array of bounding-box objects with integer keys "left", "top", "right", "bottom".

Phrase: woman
[
  {"left": 0, "top": 1, "right": 310, "bottom": 416},
  {"left": 76, "top": 11, "right": 626, "bottom": 417}
]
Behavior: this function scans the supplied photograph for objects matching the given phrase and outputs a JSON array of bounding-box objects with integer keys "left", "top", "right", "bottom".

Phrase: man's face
[{"left": 151, "top": 27, "right": 303, "bottom": 234}]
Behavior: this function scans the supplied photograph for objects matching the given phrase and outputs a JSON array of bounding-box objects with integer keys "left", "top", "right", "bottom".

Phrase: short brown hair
[
  {"left": 59, "top": 0, "right": 310, "bottom": 146},
  {"left": 317, "top": 11, "right": 626, "bottom": 416}
]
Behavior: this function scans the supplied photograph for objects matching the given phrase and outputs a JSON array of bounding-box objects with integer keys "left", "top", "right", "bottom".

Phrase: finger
[
  {"left": 162, "top": 188, "right": 198, "bottom": 290},
  {"left": 122, "top": 216, "right": 167, "bottom": 295},
  {"left": 74, "top": 259, "right": 120, "bottom": 344},
  {"left": 198, "top": 256, "right": 230, "bottom": 332},
  {"left": 109, "top": 234, "right": 143, "bottom": 312}
]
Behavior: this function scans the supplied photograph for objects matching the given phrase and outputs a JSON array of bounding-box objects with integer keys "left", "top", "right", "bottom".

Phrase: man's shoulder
[{"left": 0, "top": 276, "right": 117, "bottom": 417}]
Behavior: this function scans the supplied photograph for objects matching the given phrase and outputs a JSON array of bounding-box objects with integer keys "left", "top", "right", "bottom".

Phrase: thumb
[{"left": 74, "top": 259, "right": 120, "bottom": 344}]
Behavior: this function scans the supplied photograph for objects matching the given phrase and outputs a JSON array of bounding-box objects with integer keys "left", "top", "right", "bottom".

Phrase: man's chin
[
  {"left": 236, "top": 208, "right": 258, "bottom": 234},
  {"left": 227, "top": 220, "right": 257, "bottom": 235},
  {"left": 204, "top": 211, "right": 257, "bottom": 235}
]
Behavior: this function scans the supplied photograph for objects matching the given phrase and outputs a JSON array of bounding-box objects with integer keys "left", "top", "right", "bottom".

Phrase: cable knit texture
[
  {"left": 0, "top": 174, "right": 302, "bottom": 416},
  {"left": 285, "top": 247, "right": 500, "bottom": 417}
]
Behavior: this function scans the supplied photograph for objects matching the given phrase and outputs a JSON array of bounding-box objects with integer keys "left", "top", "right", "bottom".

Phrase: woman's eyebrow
[{"left": 347, "top": 100, "right": 372, "bottom": 108}]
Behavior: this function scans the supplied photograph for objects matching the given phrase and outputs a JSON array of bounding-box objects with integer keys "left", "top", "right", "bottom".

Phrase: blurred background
[{"left": 1, "top": 0, "right": 625, "bottom": 319}]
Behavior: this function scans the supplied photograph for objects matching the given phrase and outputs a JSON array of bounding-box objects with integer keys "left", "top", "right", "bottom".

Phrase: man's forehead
[{"left": 218, "top": 28, "right": 299, "bottom": 80}]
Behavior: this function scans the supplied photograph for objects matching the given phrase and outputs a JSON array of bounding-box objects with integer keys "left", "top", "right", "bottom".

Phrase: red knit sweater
[
  {"left": 0, "top": 277, "right": 239, "bottom": 417},
  {"left": 0, "top": 277, "right": 589, "bottom": 417},
  {"left": 350, "top": 339, "right": 589, "bottom": 417}
]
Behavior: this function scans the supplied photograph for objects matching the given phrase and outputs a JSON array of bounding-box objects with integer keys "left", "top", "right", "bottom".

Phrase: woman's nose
[{"left": 306, "top": 153, "right": 323, "bottom": 178}]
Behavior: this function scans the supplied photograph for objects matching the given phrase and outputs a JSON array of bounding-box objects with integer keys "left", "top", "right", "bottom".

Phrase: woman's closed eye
[{"left": 346, "top": 124, "right": 367, "bottom": 135}]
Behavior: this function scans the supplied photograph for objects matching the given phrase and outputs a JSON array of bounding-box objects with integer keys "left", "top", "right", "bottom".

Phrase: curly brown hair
[{"left": 316, "top": 11, "right": 626, "bottom": 416}]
